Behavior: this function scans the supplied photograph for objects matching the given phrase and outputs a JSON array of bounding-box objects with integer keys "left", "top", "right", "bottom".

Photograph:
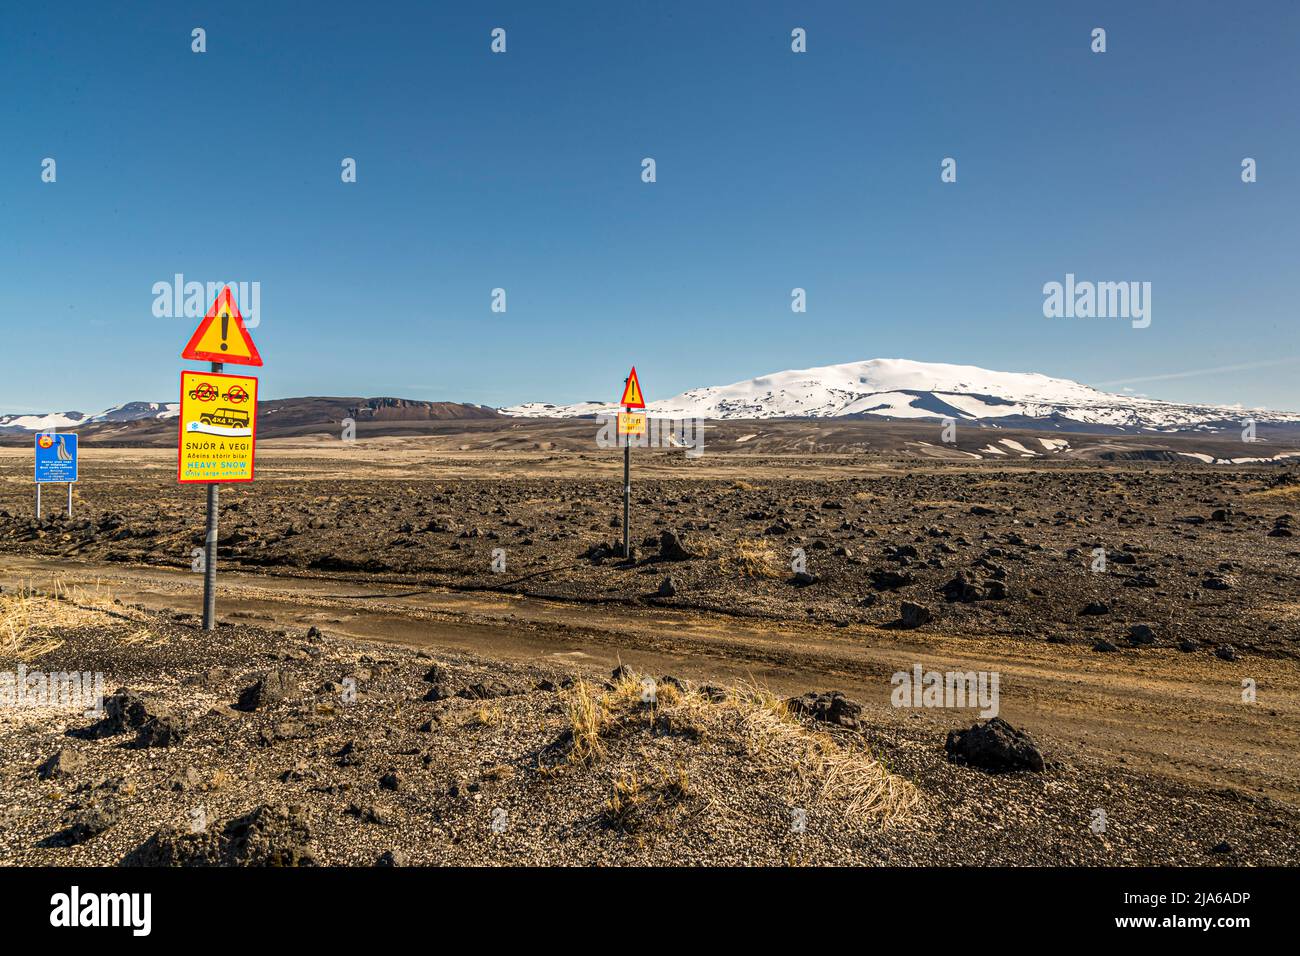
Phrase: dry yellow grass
[
  {"left": 603, "top": 763, "right": 690, "bottom": 832},
  {"left": 1259, "top": 601, "right": 1300, "bottom": 624},
  {"left": 118, "top": 627, "right": 163, "bottom": 647},
  {"left": 556, "top": 670, "right": 919, "bottom": 828},
  {"left": 465, "top": 703, "right": 505, "bottom": 728},
  {"left": 715, "top": 681, "right": 920, "bottom": 825},
  {"left": 0, "top": 579, "right": 131, "bottom": 661},
  {"left": 561, "top": 679, "right": 609, "bottom": 765},
  {"left": 1246, "top": 485, "right": 1300, "bottom": 502},
  {"left": 721, "top": 537, "right": 783, "bottom": 579}
]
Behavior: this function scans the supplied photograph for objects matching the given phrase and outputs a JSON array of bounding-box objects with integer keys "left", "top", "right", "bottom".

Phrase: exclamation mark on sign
[{"left": 220, "top": 310, "right": 229, "bottom": 351}]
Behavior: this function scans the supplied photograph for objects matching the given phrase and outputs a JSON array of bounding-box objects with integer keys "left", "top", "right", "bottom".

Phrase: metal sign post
[
  {"left": 179, "top": 362, "right": 257, "bottom": 631},
  {"left": 202, "top": 360, "right": 222, "bottom": 631},
  {"left": 623, "top": 405, "right": 631, "bottom": 560},
  {"left": 179, "top": 285, "right": 262, "bottom": 634},
  {"left": 616, "top": 367, "right": 646, "bottom": 561}
]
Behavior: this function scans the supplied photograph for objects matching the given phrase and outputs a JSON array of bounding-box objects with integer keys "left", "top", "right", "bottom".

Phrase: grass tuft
[
  {"left": 603, "top": 763, "right": 690, "bottom": 832},
  {"left": 721, "top": 538, "right": 783, "bottom": 580},
  {"left": 550, "top": 669, "right": 919, "bottom": 829},
  {"left": 0, "top": 579, "right": 132, "bottom": 661},
  {"left": 465, "top": 703, "right": 505, "bottom": 728},
  {"left": 561, "top": 680, "right": 609, "bottom": 765}
]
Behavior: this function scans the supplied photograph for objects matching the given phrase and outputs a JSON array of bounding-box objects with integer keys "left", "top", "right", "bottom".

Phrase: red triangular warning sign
[
  {"left": 181, "top": 286, "right": 263, "bottom": 366},
  {"left": 620, "top": 366, "right": 645, "bottom": 409}
]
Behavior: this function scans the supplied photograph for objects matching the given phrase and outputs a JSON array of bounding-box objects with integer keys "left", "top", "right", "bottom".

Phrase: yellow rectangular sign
[
  {"left": 178, "top": 370, "right": 258, "bottom": 483},
  {"left": 617, "top": 412, "right": 646, "bottom": 436}
]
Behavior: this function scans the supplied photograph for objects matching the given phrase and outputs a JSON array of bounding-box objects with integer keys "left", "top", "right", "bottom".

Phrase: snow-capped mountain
[
  {"left": 89, "top": 401, "right": 180, "bottom": 423},
  {"left": 501, "top": 359, "right": 1300, "bottom": 431},
  {"left": 0, "top": 402, "right": 178, "bottom": 434}
]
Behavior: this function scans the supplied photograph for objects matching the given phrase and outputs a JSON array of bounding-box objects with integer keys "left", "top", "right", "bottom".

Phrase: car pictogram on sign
[
  {"left": 199, "top": 407, "right": 250, "bottom": 429},
  {"left": 188, "top": 383, "right": 220, "bottom": 402},
  {"left": 222, "top": 385, "right": 250, "bottom": 404}
]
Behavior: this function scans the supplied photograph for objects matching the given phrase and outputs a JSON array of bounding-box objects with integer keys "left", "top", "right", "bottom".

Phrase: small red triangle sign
[
  {"left": 181, "top": 286, "right": 263, "bottom": 366},
  {"left": 620, "top": 366, "right": 645, "bottom": 408}
]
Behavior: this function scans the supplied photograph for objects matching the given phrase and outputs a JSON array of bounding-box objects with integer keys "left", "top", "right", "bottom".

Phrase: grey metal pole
[
  {"left": 67, "top": 483, "right": 72, "bottom": 518},
  {"left": 36, "top": 484, "right": 41, "bottom": 520},
  {"left": 202, "top": 360, "right": 223, "bottom": 631},
  {"left": 622, "top": 406, "right": 631, "bottom": 560},
  {"left": 203, "top": 483, "right": 218, "bottom": 630}
]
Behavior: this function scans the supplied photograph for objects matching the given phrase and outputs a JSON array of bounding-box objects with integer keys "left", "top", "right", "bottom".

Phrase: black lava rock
[{"left": 945, "top": 717, "right": 1045, "bottom": 773}]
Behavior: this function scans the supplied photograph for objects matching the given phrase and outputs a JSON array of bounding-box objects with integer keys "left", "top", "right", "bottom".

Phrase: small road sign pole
[
  {"left": 616, "top": 367, "right": 645, "bottom": 562},
  {"left": 203, "top": 484, "right": 218, "bottom": 630},
  {"left": 202, "top": 360, "right": 223, "bottom": 632},
  {"left": 623, "top": 405, "right": 631, "bottom": 560},
  {"left": 35, "top": 433, "right": 78, "bottom": 519}
]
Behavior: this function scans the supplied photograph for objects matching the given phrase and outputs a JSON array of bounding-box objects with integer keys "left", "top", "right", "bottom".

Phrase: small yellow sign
[
  {"left": 178, "top": 370, "right": 258, "bottom": 483},
  {"left": 617, "top": 412, "right": 647, "bottom": 436}
]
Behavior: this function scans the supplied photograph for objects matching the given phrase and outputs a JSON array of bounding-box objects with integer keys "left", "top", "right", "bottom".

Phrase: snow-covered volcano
[{"left": 501, "top": 359, "right": 1300, "bottom": 431}]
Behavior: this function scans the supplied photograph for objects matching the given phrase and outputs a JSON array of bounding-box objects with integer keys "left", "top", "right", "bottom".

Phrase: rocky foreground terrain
[{"left": 1, "top": 588, "right": 1297, "bottom": 866}]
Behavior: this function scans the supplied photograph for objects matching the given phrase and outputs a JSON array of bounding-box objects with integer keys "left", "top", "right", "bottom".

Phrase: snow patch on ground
[
  {"left": 2, "top": 413, "right": 86, "bottom": 430},
  {"left": 998, "top": 439, "right": 1036, "bottom": 456}
]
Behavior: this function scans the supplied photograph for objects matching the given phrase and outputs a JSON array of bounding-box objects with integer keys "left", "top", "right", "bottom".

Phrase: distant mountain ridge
[
  {"left": 0, "top": 402, "right": 179, "bottom": 433},
  {"left": 501, "top": 358, "right": 1300, "bottom": 432},
  {"left": 0, "top": 397, "right": 499, "bottom": 440},
  {"left": 5, "top": 360, "right": 1298, "bottom": 440}
]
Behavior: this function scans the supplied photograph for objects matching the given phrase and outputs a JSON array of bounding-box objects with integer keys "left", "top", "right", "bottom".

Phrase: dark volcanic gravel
[
  {"left": 1, "top": 603, "right": 1297, "bottom": 866},
  {"left": 3, "top": 465, "right": 1298, "bottom": 657}
]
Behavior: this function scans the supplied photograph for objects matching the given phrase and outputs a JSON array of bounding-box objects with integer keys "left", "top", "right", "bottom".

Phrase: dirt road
[{"left": 4, "top": 552, "right": 1295, "bottom": 805}]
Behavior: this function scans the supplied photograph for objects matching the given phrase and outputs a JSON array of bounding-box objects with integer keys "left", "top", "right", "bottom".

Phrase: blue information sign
[{"left": 35, "top": 433, "right": 78, "bottom": 483}]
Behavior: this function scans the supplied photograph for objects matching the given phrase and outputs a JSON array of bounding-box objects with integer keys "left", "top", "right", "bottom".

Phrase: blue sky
[{"left": 2, "top": 0, "right": 1297, "bottom": 414}]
